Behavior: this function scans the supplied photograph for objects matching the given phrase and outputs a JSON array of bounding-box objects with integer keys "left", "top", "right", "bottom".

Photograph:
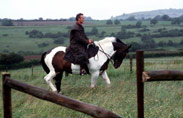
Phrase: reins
[
  {"left": 87, "top": 42, "right": 115, "bottom": 66},
  {"left": 98, "top": 43, "right": 115, "bottom": 66}
]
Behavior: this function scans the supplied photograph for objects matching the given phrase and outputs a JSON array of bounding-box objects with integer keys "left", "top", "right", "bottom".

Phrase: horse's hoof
[
  {"left": 90, "top": 86, "right": 95, "bottom": 90},
  {"left": 107, "top": 84, "right": 111, "bottom": 88},
  {"left": 90, "top": 84, "right": 95, "bottom": 89},
  {"left": 52, "top": 90, "right": 57, "bottom": 93}
]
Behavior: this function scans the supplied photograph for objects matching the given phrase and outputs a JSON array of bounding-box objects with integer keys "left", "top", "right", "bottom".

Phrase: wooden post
[
  {"left": 2, "top": 72, "right": 12, "bottom": 118},
  {"left": 130, "top": 55, "right": 133, "bottom": 73},
  {"left": 6, "top": 67, "right": 8, "bottom": 72},
  {"left": 136, "top": 51, "right": 144, "bottom": 118},
  {"left": 32, "top": 65, "right": 33, "bottom": 76}
]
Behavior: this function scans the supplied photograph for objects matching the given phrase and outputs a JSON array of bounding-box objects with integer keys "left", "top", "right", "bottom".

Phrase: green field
[
  {"left": 0, "top": 57, "right": 183, "bottom": 118},
  {"left": 0, "top": 20, "right": 183, "bottom": 54},
  {"left": 0, "top": 20, "right": 183, "bottom": 117}
]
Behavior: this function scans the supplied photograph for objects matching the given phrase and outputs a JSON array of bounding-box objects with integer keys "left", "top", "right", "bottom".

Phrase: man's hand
[{"left": 89, "top": 39, "right": 93, "bottom": 44}]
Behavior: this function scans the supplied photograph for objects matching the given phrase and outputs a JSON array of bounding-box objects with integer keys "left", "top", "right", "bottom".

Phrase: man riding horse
[{"left": 64, "top": 13, "right": 93, "bottom": 75}]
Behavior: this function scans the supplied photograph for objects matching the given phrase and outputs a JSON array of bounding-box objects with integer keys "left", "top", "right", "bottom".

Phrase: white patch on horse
[
  {"left": 44, "top": 46, "right": 66, "bottom": 91},
  {"left": 71, "top": 64, "right": 80, "bottom": 74}
]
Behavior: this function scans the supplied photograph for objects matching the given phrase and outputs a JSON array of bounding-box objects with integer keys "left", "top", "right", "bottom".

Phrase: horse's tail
[{"left": 40, "top": 51, "right": 50, "bottom": 74}]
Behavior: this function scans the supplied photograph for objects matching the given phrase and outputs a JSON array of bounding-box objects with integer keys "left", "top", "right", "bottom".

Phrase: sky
[{"left": 0, "top": 0, "right": 183, "bottom": 20}]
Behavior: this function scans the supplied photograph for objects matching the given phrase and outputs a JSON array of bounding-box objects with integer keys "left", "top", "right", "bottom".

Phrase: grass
[{"left": 0, "top": 56, "right": 183, "bottom": 118}]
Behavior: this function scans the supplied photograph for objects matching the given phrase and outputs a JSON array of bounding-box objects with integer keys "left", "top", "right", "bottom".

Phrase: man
[{"left": 64, "top": 13, "right": 93, "bottom": 75}]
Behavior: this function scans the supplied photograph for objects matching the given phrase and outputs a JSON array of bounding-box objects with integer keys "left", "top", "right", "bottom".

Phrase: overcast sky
[{"left": 0, "top": 0, "right": 183, "bottom": 20}]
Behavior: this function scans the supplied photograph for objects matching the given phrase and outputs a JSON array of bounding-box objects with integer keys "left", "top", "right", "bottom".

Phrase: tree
[
  {"left": 154, "top": 15, "right": 161, "bottom": 20},
  {"left": 180, "top": 40, "right": 183, "bottom": 45},
  {"left": 91, "top": 27, "right": 98, "bottom": 35},
  {"left": 141, "top": 34, "right": 152, "bottom": 43},
  {"left": 114, "top": 19, "right": 120, "bottom": 25},
  {"left": 171, "top": 18, "right": 181, "bottom": 25},
  {"left": 158, "top": 41, "right": 166, "bottom": 47},
  {"left": 150, "top": 18, "right": 158, "bottom": 25},
  {"left": 127, "top": 16, "right": 136, "bottom": 21},
  {"left": 1, "top": 19, "right": 13, "bottom": 26},
  {"left": 106, "top": 20, "right": 113, "bottom": 25},
  {"left": 162, "top": 15, "right": 170, "bottom": 21},
  {"left": 121, "top": 26, "right": 126, "bottom": 33},
  {"left": 28, "top": 30, "right": 43, "bottom": 38},
  {"left": 39, "top": 17, "right": 43, "bottom": 21},
  {"left": 167, "top": 40, "right": 174, "bottom": 46},
  {"left": 136, "top": 21, "right": 142, "bottom": 28}
]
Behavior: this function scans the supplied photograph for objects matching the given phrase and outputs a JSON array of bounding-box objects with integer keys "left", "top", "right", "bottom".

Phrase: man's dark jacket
[{"left": 64, "top": 23, "right": 89, "bottom": 64}]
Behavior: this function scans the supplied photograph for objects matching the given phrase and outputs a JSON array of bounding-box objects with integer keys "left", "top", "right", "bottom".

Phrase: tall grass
[{"left": 0, "top": 57, "right": 183, "bottom": 118}]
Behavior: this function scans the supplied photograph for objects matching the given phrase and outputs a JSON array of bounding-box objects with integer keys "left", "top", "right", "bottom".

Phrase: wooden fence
[
  {"left": 2, "top": 72, "right": 121, "bottom": 118},
  {"left": 136, "top": 50, "right": 183, "bottom": 118}
]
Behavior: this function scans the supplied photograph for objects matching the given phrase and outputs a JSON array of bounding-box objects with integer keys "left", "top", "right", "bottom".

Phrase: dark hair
[{"left": 76, "top": 13, "right": 84, "bottom": 21}]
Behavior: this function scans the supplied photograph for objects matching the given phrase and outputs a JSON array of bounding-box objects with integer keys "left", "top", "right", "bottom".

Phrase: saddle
[
  {"left": 64, "top": 43, "right": 99, "bottom": 64},
  {"left": 87, "top": 43, "right": 99, "bottom": 58}
]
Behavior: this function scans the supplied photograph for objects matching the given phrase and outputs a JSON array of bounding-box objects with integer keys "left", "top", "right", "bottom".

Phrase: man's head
[{"left": 76, "top": 13, "right": 84, "bottom": 25}]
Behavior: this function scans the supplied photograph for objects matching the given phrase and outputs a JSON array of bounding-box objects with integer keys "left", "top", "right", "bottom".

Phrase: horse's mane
[{"left": 97, "top": 37, "right": 116, "bottom": 44}]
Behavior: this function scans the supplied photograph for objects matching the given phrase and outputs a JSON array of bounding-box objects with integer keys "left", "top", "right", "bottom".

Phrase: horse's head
[{"left": 112, "top": 38, "right": 131, "bottom": 68}]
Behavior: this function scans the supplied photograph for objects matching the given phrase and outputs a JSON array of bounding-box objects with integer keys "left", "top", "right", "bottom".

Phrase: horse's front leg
[
  {"left": 101, "top": 70, "right": 111, "bottom": 88},
  {"left": 54, "top": 72, "right": 63, "bottom": 94},
  {"left": 90, "top": 71, "right": 99, "bottom": 89}
]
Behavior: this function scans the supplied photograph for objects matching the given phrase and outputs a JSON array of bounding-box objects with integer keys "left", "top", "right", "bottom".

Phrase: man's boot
[{"left": 80, "top": 64, "right": 89, "bottom": 75}]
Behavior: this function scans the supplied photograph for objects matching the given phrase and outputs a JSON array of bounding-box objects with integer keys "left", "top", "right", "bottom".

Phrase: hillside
[
  {"left": 112, "top": 9, "right": 183, "bottom": 20},
  {"left": 0, "top": 20, "right": 183, "bottom": 57}
]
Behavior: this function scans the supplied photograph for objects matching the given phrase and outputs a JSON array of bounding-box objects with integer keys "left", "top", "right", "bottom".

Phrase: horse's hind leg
[
  {"left": 54, "top": 72, "right": 63, "bottom": 93},
  {"left": 101, "top": 70, "right": 111, "bottom": 88},
  {"left": 44, "top": 72, "right": 57, "bottom": 92}
]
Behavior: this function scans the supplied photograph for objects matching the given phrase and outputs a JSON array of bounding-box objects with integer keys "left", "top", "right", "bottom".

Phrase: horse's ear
[
  {"left": 124, "top": 45, "right": 132, "bottom": 53},
  {"left": 127, "top": 45, "right": 132, "bottom": 49},
  {"left": 116, "top": 38, "right": 127, "bottom": 46}
]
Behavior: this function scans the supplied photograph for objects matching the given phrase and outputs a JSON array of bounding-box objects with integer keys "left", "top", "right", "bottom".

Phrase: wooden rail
[
  {"left": 143, "top": 70, "right": 183, "bottom": 82},
  {"left": 136, "top": 50, "right": 183, "bottom": 118},
  {"left": 2, "top": 72, "right": 121, "bottom": 118}
]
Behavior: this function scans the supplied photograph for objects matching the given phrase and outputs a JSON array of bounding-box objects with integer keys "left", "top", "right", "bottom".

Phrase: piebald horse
[{"left": 41, "top": 37, "right": 131, "bottom": 93}]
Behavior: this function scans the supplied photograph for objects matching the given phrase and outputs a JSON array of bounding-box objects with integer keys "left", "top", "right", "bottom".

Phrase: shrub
[
  {"left": 136, "top": 21, "right": 142, "bottom": 28},
  {"left": 37, "top": 43, "right": 49, "bottom": 47},
  {"left": 0, "top": 53, "right": 24, "bottom": 65},
  {"left": 114, "top": 19, "right": 120, "bottom": 25},
  {"left": 53, "top": 37, "right": 65, "bottom": 44},
  {"left": 2, "top": 34, "right": 8, "bottom": 37},
  {"left": 106, "top": 20, "right": 113, "bottom": 25},
  {"left": 28, "top": 30, "right": 44, "bottom": 38},
  {"left": 1, "top": 19, "right": 13, "bottom": 26},
  {"left": 0, "top": 59, "right": 40, "bottom": 71},
  {"left": 91, "top": 27, "right": 98, "bottom": 35}
]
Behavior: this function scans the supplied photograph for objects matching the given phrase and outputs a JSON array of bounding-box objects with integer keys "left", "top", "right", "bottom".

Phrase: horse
[{"left": 41, "top": 37, "right": 131, "bottom": 93}]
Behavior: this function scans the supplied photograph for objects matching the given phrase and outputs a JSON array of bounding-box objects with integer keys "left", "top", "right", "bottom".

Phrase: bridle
[{"left": 98, "top": 43, "right": 115, "bottom": 66}]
